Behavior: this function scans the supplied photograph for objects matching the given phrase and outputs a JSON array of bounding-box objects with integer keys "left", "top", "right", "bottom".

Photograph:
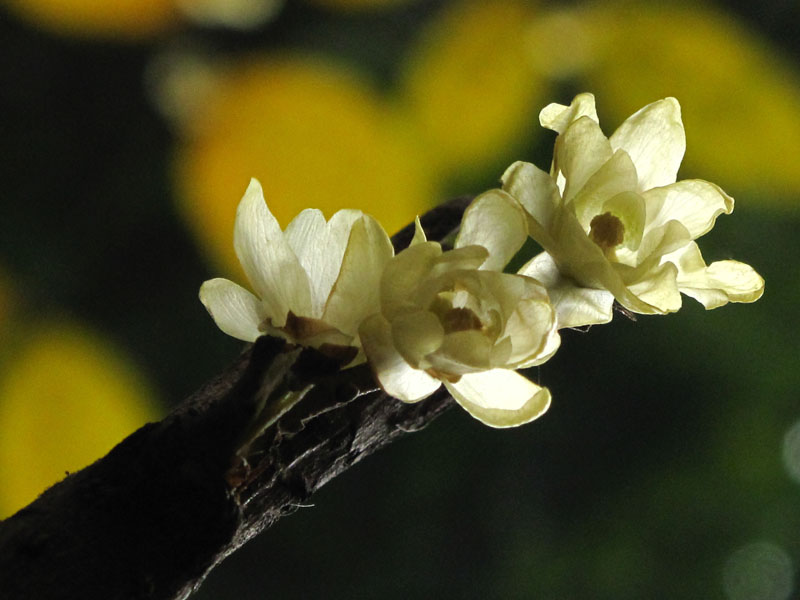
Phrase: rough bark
[{"left": 0, "top": 197, "right": 471, "bottom": 600}]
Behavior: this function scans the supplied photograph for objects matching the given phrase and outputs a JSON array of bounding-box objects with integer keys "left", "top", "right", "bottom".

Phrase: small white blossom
[
  {"left": 359, "top": 197, "right": 560, "bottom": 428},
  {"left": 199, "top": 178, "right": 393, "bottom": 354},
  {"left": 503, "top": 93, "right": 764, "bottom": 328}
]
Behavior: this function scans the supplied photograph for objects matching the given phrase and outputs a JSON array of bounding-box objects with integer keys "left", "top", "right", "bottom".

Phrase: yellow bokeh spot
[
  {"left": 400, "top": 0, "right": 548, "bottom": 175},
  {"left": 175, "top": 55, "right": 437, "bottom": 275},
  {"left": 0, "top": 321, "right": 161, "bottom": 517},
  {"left": 1, "top": 0, "right": 177, "bottom": 38},
  {"left": 532, "top": 4, "right": 800, "bottom": 201}
]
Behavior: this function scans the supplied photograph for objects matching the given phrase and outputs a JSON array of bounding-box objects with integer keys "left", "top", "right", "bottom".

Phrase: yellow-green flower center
[{"left": 589, "top": 212, "right": 625, "bottom": 252}]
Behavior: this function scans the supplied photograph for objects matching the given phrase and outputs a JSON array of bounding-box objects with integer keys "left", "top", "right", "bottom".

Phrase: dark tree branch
[{"left": 0, "top": 197, "right": 472, "bottom": 600}]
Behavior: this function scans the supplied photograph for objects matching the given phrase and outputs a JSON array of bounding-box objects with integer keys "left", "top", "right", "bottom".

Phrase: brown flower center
[
  {"left": 440, "top": 306, "right": 483, "bottom": 334},
  {"left": 589, "top": 212, "right": 625, "bottom": 251}
]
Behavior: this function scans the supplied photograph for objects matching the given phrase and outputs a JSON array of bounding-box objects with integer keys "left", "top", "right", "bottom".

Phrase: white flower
[
  {"left": 199, "top": 178, "right": 393, "bottom": 355},
  {"left": 358, "top": 195, "right": 560, "bottom": 428},
  {"left": 503, "top": 93, "right": 764, "bottom": 328}
]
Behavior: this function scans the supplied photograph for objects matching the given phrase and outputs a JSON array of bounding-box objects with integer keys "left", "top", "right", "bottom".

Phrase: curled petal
[
  {"left": 517, "top": 326, "right": 561, "bottom": 368},
  {"left": 609, "top": 97, "right": 686, "bottom": 191},
  {"left": 519, "top": 252, "right": 614, "bottom": 328},
  {"left": 539, "top": 92, "right": 599, "bottom": 134},
  {"left": 359, "top": 314, "right": 441, "bottom": 403},
  {"left": 635, "top": 219, "right": 693, "bottom": 268},
  {"left": 234, "top": 179, "right": 312, "bottom": 325},
  {"left": 626, "top": 261, "right": 681, "bottom": 314},
  {"left": 668, "top": 242, "right": 765, "bottom": 308},
  {"left": 502, "top": 295, "right": 559, "bottom": 365},
  {"left": 642, "top": 179, "right": 733, "bottom": 239},
  {"left": 456, "top": 189, "right": 528, "bottom": 271},
  {"left": 444, "top": 369, "right": 551, "bottom": 428},
  {"left": 199, "top": 278, "right": 266, "bottom": 342}
]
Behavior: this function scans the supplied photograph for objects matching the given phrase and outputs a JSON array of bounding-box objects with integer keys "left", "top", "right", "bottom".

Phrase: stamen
[{"left": 589, "top": 212, "right": 625, "bottom": 251}]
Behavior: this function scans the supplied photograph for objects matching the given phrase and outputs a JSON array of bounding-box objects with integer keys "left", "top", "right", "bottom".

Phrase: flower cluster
[{"left": 200, "top": 94, "right": 764, "bottom": 428}]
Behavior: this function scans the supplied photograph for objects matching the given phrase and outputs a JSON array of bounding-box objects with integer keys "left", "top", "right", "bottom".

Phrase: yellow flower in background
[
  {"left": 400, "top": 0, "right": 548, "bottom": 177},
  {"left": 528, "top": 3, "right": 800, "bottom": 200},
  {"left": 175, "top": 56, "right": 436, "bottom": 277},
  {"left": 503, "top": 94, "right": 764, "bottom": 328},
  {"left": 0, "top": 0, "right": 177, "bottom": 37},
  {"left": 200, "top": 178, "right": 393, "bottom": 354},
  {"left": 0, "top": 321, "right": 161, "bottom": 517},
  {"left": 360, "top": 201, "right": 559, "bottom": 428},
  {"left": 1, "top": 0, "right": 284, "bottom": 36}
]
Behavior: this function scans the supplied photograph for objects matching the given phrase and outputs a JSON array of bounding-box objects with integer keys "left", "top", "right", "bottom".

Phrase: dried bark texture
[{"left": 0, "top": 197, "right": 471, "bottom": 600}]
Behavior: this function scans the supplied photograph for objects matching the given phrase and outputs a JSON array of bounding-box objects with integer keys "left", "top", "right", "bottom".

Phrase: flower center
[
  {"left": 440, "top": 306, "right": 483, "bottom": 333},
  {"left": 589, "top": 212, "right": 625, "bottom": 252}
]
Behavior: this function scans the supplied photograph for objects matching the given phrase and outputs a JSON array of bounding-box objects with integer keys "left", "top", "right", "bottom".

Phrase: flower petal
[
  {"left": 517, "top": 326, "right": 562, "bottom": 368},
  {"left": 426, "top": 330, "right": 494, "bottom": 375},
  {"left": 626, "top": 261, "right": 681, "bottom": 313},
  {"left": 359, "top": 314, "right": 441, "bottom": 403},
  {"left": 635, "top": 219, "right": 693, "bottom": 268},
  {"left": 381, "top": 242, "right": 443, "bottom": 318},
  {"left": 502, "top": 295, "right": 560, "bottom": 366},
  {"left": 609, "top": 97, "right": 685, "bottom": 191},
  {"left": 539, "top": 92, "right": 599, "bottom": 134},
  {"left": 571, "top": 149, "right": 639, "bottom": 230},
  {"left": 501, "top": 160, "right": 561, "bottom": 236},
  {"left": 667, "top": 242, "right": 765, "bottom": 308},
  {"left": 323, "top": 215, "right": 394, "bottom": 336},
  {"left": 233, "top": 179, "right": 312, "bottom": 325},
  {"left": 410, "top": 216, "right": 428, "bottom": 246},
  {"left": 642, "top": 179, "right": 733, "bottom": 239},
  {"left": 518, "top": 252, "right": 614, "bottom": 328},
  {"left": 455, "top": 189, "right": 528, "bottom": 271},
  {"left": 285, "top": 208, "right": 363, "bottom": 318},
  {"left": 555, "top": 116, "right": 613, "bottom": 202},
  {"left": 199, "top": 278, "right": 266, "bottom": 342},
  {"left": 602, "top": 190, "right": 646, "bottom": 253},
  {"left": 391, "top": 310, "right": 445, "bottom": 368},
  {"left": 444, "top": 369, "right": 551, "bottom": 428}
]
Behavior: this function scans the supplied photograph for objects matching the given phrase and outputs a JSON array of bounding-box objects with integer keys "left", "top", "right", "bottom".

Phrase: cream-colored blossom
[
  {"left": 359, "top": 199, "right": 560, "bottom": 428},
  {"left": 503, "top": 93, "right": 764, "bottom": 328},
  {"left": 199, "top": 178, "right": 393, "bottom": 355}
]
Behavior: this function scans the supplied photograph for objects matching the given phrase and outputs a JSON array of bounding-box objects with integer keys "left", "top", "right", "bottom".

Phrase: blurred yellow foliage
[
  {"left": 530, "top": 3, "right": 800, "bottom": 201},
  {"left": 0, "top": 321, "right": 161, "bottom": 517},
  {"left": 1, "top": 0, "right": 177, "bottom": 37},
  {"left": 401, "top": 0, "right": 548, "bottom": 175},
  {"left": 175, "top": 56, "right": 437, "bottom": 275}
]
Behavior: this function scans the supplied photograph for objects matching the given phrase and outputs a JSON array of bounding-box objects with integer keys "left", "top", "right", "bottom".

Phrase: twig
[{"left": 0, "top": 196, "right": 471, "bottom": 600}]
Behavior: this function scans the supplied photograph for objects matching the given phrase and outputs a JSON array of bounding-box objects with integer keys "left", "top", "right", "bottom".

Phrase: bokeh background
[{"left": 1, "top": 0, "right": 798, "bottom": 598}]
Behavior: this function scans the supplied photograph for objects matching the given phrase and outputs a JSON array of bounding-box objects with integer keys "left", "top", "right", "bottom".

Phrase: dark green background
[{"left": 0, "top": 1, "right": 797, "bottom": 598}]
